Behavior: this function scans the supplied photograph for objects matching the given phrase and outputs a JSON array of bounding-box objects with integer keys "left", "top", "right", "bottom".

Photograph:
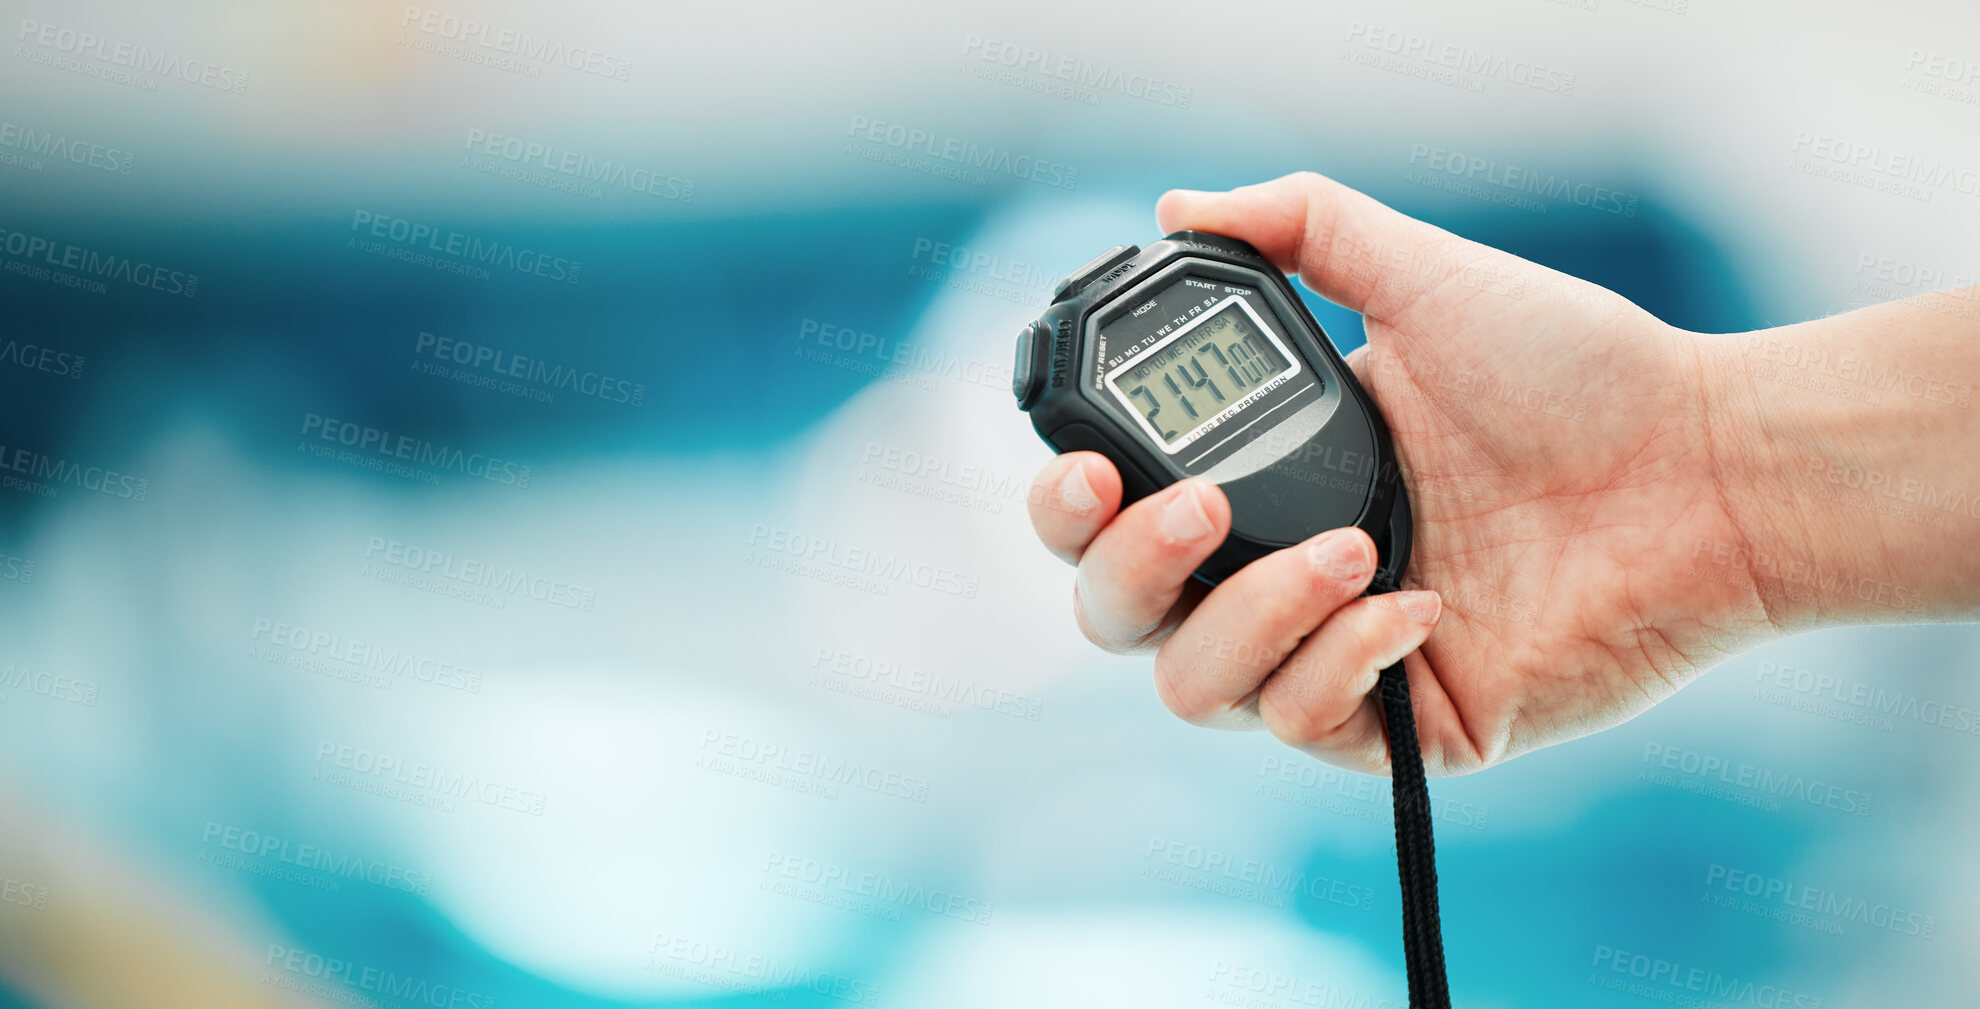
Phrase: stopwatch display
[{"left": 1105, "top": 295, "right": 1298, "bottom": 452}]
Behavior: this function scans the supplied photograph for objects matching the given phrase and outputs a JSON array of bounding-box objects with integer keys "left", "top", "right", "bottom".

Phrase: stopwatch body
[{"left": 1014, "top": 231, "right": 1411, "bottom": 586}]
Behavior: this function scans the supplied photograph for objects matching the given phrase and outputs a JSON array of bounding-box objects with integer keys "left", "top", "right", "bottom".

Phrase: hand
[{"left": 1028, "top": 172, "right": 1790, "bottom": 776}]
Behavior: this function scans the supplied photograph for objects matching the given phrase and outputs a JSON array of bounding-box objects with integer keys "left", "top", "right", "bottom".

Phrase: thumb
[{"left": 1156, "top": 172, "right": 1484, "bottom": 324}]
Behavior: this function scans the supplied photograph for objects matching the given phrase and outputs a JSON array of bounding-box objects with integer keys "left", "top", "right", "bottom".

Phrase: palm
[{"left": 1350, "top": 266, "right": 1767, "bottom": 773}]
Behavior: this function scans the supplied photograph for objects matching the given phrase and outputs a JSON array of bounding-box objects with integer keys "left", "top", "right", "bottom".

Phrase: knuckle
[
  {"left": 1345, "top": 747, "right": 1391, "bottom": 778},
  {"left": 1110, "top": 540, "right": 1190, "bottom": 597},
  {"left": 1341, "top": 594, "right": 1404, "bottom": 636},
  {"left": 1226, "top": 557, "right": 1350, "bottom": 629},
  {"left": 1304, "top": 562, "right": 1370, "bottom": 609},
  {"left": 1132, "top": 533, "right": 1189, "bottom": 567},
  {"left": 1232, "top": 574, "right": 1301, "bottom": 625},
  {"left": 1152, "top": 647, "right": 1218, "bottom": 724},
  {"left": 1149, "top": 647, "right": 1192, "bottom": 715},
  {"left": 1271, "top": 650, "right": 1339, "bottom": 706},
  {"left": 1259, "top": 685, "right": 1344, "bottom": 748},
  {"left": 1358, "top": 598, "right": 1427, "bottom": 658}
]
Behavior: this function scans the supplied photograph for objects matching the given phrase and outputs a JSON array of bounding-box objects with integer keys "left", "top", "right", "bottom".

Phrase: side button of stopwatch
[
  {"left": 1051, "top": 244, "right": 1140, "bottom": 303},
  {"left": 1012, "top": 323, "right": 1041, "bottom": 407}
]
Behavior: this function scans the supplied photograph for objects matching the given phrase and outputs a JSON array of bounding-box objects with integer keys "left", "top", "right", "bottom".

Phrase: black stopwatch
[
  {"left": 1013, "top": 230, "right": 1411, "bottom": 587},
  {"left": 1012, "top": 231, "right": 1450, "bottom": 1009}
]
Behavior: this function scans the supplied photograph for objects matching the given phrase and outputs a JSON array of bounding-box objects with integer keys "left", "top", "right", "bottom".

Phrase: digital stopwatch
[
  {"left": 1013, "top": 231, "right": 1451, "bottom": 1009},
  {"left": 1012, "top": 231, "right": 1411, "bottom": 588}
]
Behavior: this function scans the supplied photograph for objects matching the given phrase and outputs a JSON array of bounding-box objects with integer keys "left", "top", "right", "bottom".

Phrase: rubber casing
[{"left": 1015, "top": 230, "right": 1412, "bottom": 588}]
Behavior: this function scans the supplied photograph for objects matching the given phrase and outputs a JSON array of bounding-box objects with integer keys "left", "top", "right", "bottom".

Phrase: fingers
[
  {"left": 1027, "top": 452, "right": 1122, "bottom": 565},
  {"left": 1072, "top": 479, "right": 1230, "bottom": 652},
  {"left": 1152, "top": 527, "right": 1381, "bottom": 729},
  {"left": 1155, "top": 172, "right": 1474, "bottom": 322},
  {"left": 1258, "top": 590, "right": 1444, "bottom": 774},
  {"left": 1035, "top": 452, "right": 1445, "bottom": 771}
]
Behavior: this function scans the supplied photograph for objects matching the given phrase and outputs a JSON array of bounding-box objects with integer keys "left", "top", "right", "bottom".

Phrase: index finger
[{"left": 1154, "top": 171, "right": 1472, "bottom": 323}]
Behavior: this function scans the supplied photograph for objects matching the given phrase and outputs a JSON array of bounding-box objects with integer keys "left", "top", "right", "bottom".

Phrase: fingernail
[
  {"left": 1395, "top": 591, "right": 1442, "bottom": 625},
  {"left": 1309, "top": 529, "right": 1372, "bottom": 580},
  {"left": 1057, "top": 459, "right": 1098, "bottom": 514},
  {"left": 1159, "top": 481, "right": 1214, "bottom": 543}
]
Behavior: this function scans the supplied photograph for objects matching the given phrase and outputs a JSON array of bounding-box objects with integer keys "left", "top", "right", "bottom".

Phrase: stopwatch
[
  {"left": 1012, "top": 231, "right": 1411, "bottom": 587},
  {"left": 1012, "top": 231, "right": 1450, "bottom": 1009}
]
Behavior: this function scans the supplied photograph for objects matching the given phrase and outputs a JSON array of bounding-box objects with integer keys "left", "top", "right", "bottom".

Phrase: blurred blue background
[{"left": 3, "top": 1, "right": 1979, "bottom": 1007}]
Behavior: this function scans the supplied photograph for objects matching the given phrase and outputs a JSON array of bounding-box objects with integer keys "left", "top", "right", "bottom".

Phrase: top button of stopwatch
[
  {"left": 1011, "top": 323, "right": 1040, "bottom": 406},
  {"left": 1051, "top": 244, "right": 1140, "bottom": 303}
]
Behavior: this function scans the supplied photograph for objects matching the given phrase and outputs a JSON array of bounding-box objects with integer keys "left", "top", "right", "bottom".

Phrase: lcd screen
[{"left": 1107, "top": 300, "right": 1296, "bottom": 448}]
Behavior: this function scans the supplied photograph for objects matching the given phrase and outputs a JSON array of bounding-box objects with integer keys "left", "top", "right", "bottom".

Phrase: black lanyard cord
[{"left": 1378, "top": 659, "right": 1452, "bottom": 1009}]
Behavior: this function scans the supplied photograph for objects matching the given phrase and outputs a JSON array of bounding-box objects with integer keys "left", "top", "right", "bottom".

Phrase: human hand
[{"left": 1028, "top": 171, "right": 1797, "bottom": 776}]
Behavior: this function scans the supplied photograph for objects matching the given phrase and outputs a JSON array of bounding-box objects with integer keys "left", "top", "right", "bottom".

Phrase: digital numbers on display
[{"left": 1110, "top": 302, "right": 1294, "bottom": 448}]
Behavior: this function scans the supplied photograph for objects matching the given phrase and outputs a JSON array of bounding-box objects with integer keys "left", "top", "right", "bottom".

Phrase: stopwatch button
[
  {"left": 1012, "top": 323, "right": 1041, "bottom": 407},
  {"left": 1052, "top": 244, "right": 1140, "bottom": 303}
]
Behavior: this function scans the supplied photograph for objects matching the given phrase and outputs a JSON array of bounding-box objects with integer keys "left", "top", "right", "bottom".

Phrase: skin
[{"left": 1028, "top": 171, "right": 1980, "bottom": 777}]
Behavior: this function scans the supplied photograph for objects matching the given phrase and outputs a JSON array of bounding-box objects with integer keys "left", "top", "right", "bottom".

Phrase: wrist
[{"left": 1693, "top": 296, "right": 1980, "bottom": 628}]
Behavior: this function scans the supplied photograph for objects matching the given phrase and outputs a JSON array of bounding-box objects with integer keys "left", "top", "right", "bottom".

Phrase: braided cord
[{"left": 1378, "top": 660, "right": 1451, "bottom": 1009}]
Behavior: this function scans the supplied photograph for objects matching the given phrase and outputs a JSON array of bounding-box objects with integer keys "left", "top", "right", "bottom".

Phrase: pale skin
[{"left": 1028, "top": 171, "right": 1980, "bottom": 777}]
